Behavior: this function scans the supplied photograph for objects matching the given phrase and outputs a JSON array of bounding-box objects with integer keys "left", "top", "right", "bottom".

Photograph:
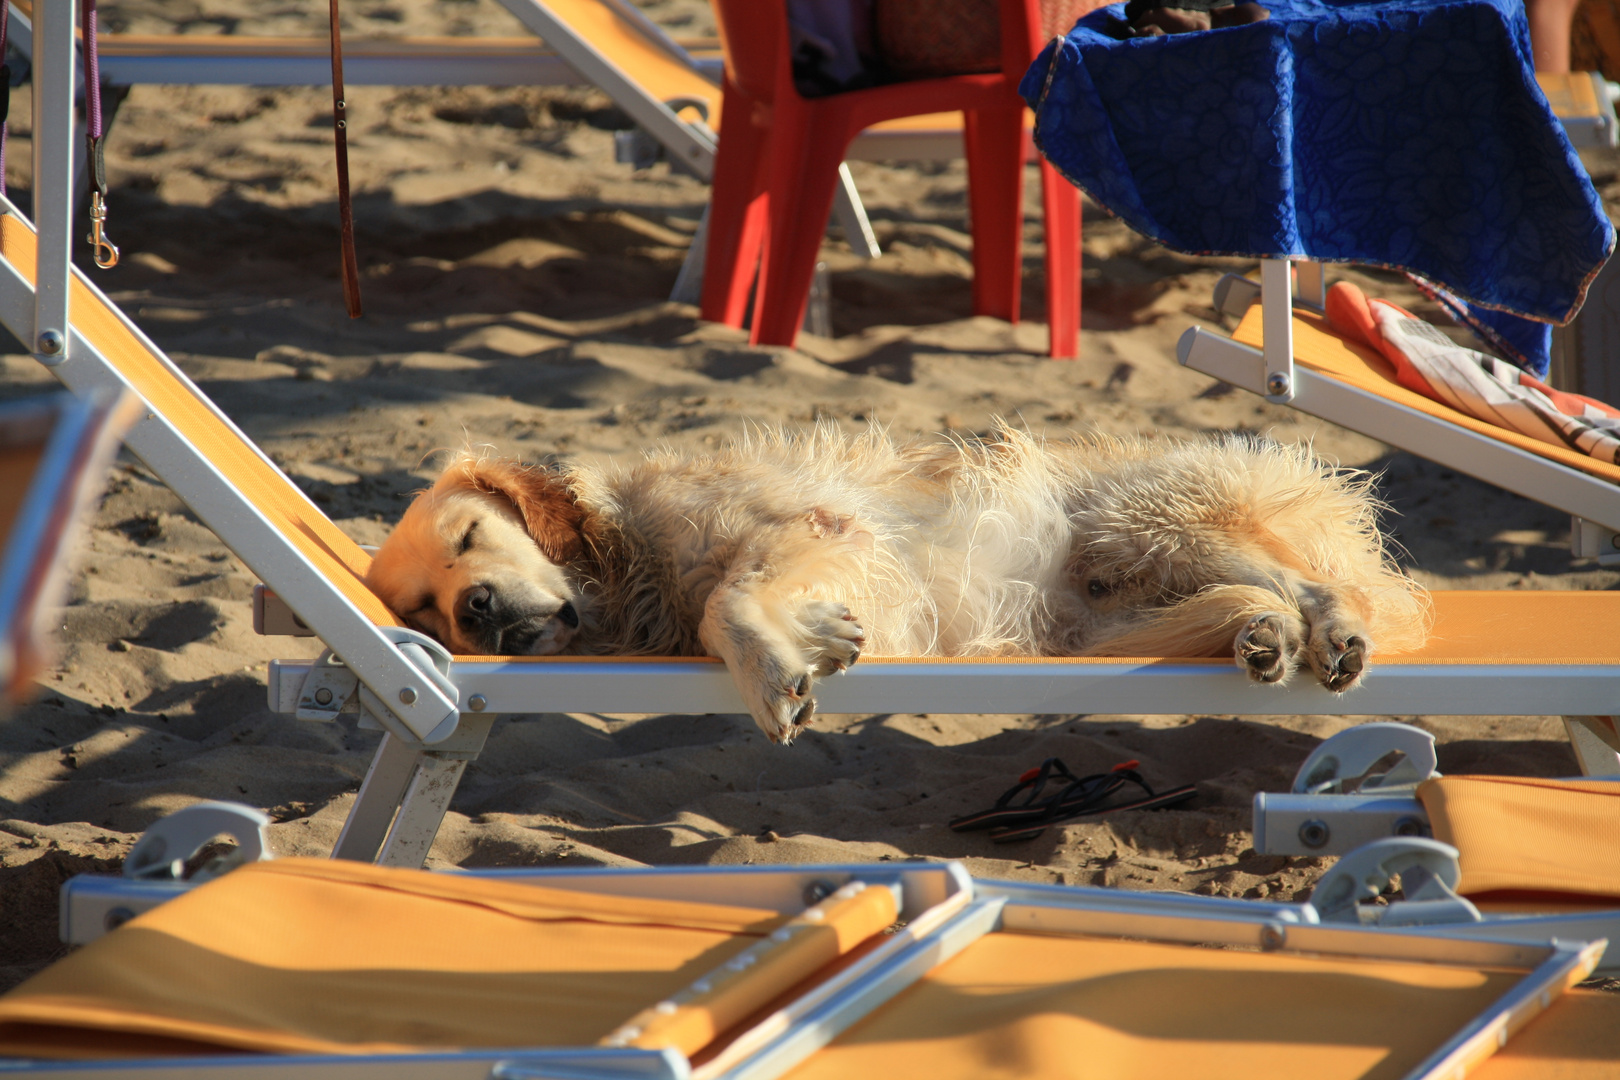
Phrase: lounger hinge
[
  {"left": 1291, "top": 722, "right": 1439, "bottom": 795},
  {"left": 124, "top": 801, "right": 273, "bottom": 882},
  {"left": 292, "top": 649, "right": 360, "bottom": 721},
  {"left": 1252, "top": 790, "right": 1430, "bottom": 856},
  {"left": 1304, "top": 837, "right": 1481, "bottom": 928},
  {"left": 1254, "top": 723, "right": 1440, "bottom": 856},
  {"left": 288, "top": 628, "right": 461, "bottom": 745}
]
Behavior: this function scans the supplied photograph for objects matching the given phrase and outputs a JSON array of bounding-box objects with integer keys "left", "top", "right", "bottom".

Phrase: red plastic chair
[{"left": 701, "top": 1, "right": 1081, "bottom": 358}]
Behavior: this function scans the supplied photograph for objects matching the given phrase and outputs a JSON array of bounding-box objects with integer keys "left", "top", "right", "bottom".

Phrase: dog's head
[{"left": 366, "top": 454, "right": 585, "bottom": 656}]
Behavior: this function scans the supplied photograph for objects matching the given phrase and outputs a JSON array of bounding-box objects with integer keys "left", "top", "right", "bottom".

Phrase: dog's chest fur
[{"left": 566, "top": 430, "right": 1083, "bottom": 658}]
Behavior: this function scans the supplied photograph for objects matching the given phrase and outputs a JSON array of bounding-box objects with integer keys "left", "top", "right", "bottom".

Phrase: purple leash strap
[{"left": 82, "top": 0, "right": 118, "bottom": 267}]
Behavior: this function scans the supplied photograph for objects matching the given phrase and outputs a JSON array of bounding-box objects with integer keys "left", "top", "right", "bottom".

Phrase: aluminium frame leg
[
  {"left": 1561, "top": 716, "right": 1620, "bottom": 776},
  {"left": 32, "top": 0, "right": 74, "bottom": 362},
  {"left": 331, "top": 731, "right": 426, "bottom": 862},
  {"left": 332, "top": 713, "right": 496, "bottom": 866},
  {"left": 374, "top": 755, "right": 474, "bottom": 867}
]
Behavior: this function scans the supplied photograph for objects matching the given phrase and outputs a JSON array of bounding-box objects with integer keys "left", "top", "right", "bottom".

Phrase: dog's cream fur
[{"left": 365, "top": 424, "right": 1430, "bottom": 742}]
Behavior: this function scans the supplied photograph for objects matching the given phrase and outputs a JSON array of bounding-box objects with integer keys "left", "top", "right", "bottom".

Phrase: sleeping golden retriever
[{"left": 365, "top": 423, "right": 1429, "bottom": 743}]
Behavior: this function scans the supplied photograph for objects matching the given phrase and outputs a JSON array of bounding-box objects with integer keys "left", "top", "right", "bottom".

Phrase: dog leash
[
  {"left": 81, "top": 0, "right": 118, "bottom": 268},
  {"left": 328, "top": 0, "right": 362, "bottom": 317},
  {"left": 949, "top": 758, "right": 1197, "bottom": 843}
]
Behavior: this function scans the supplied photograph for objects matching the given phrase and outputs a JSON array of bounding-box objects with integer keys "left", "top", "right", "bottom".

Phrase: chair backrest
[{"left": 712, "top": 0, "right": 1055, "bottom": 104}]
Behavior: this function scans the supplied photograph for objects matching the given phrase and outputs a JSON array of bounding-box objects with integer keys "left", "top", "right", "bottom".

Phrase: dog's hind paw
[
  {"left": 1310, "top": 631, "right": 1368, "bottom": 693},
  {"left": 1235, "top": 612, "right": 1302, "bottom": 684}
]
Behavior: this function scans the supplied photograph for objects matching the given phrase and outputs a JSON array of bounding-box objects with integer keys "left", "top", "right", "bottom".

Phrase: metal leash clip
[{"left": 87, "top": 190, "right": 119, "bottom": 268}]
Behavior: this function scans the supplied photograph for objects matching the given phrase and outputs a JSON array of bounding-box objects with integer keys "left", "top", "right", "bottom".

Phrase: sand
[{"left": 0, "top": 0, "right": 1615, "bottom": 992}]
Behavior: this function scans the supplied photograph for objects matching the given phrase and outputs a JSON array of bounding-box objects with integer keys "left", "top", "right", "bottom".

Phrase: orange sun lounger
[{"left": 8, "top": 857, "right": 1608, "bottom": 1080}]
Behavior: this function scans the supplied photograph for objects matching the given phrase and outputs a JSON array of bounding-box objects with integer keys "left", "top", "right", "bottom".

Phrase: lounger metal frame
[
  {"left": 35, "top": 859, "right": 1605, "bottom": 1080},
  {"left": 1179, "top": 260, "right": 1620, "bottom": 540}
]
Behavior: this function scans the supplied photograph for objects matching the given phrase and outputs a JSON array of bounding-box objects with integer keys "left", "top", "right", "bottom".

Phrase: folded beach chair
[
  {"left": 0, "top": 390, "right": 135, "bottom": 711},
  {"left": 13, "top": 5, "right": 1620, "bottom": 873},
  {"left": 18, "top": 841, "right": 1605, "bottom": 1079},
  {"left": 1249, "top": 723, "right": 1620, "bottom": 976}
]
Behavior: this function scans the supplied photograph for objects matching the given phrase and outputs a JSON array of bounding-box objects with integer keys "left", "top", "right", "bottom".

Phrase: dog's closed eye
[
  {"left": 459, "top": 523, "right": 477, "bottom": 554},
  {"left": 404, "top": 598, "right": 449, "bottom": 641}
]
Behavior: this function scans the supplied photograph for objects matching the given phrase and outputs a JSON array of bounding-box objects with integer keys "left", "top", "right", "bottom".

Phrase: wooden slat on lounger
[
  {"left": 1232, "top": 306, "right": 1620, "bottom": 486},
  {"left": 0, "top": 215, "right": 400, "bottom": 629}
]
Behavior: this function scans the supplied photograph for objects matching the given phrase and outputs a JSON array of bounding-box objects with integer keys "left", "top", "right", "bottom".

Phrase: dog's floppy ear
[{"left": 453, "top": 455, "right": 585, "bottom": 564}]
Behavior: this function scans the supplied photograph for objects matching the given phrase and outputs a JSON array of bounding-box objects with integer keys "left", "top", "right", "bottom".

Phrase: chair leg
[
  {"left": 331, "top": 732, "right": 422, "bottom": 862},
  {"left": 331, "top": 715, "right": 495, "bottom": 866},
  {"left": 374, "top": 754, "right": 473, "bottom": 868},
  {"left": 700, "top": 84, "right": 772, "bottom": 328},
  {"left": 751, "top": 106, "right": 850, "bottom": 346},
  {"left": 963, "top": 104, "right": 1027, "bottom": 324},
  {"left": 1562, "top": 715, "right": 1620, "bottom": 775},
  {"left": 1040, "top": 159, "right": 1081, "bottom": 359}
]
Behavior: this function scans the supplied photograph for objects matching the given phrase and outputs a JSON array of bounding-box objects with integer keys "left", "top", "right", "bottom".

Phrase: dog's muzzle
[{"left": 456, "top": 584, "right": 578, "bottom": 654}]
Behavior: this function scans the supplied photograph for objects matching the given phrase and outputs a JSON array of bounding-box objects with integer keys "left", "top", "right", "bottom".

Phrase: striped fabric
[{"left": 1326, "top": 282, "right": 1620, "bottom": 465}]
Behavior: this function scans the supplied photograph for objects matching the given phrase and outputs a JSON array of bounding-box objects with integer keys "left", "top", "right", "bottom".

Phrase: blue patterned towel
[{"left": 1021, "top": 0, "right": 1616, "bottom": 377}]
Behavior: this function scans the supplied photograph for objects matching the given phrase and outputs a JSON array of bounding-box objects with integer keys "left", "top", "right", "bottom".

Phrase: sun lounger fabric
[
  {"left": 1326, "top": 282, "right": 1620, "bottom": 464},
  {"left": 782, "top": 929, "right": 1521, "bottom": 1080},
  {"left": 1475, "top": 990, "right": 1620, "bottom": 1080},
  {"left": 1417, "top": 775, "right": 1620, "bottom": 904},
  {"left": 0, "top": 858, "right": 788, "bottom": 1058},
  {"left": 1022, "top": 0, "right": 1614, "bottom": 377}
]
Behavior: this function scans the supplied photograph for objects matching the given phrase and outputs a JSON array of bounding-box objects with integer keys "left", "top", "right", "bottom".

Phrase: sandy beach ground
[{"left": 0, "top": 0, "right": 1615, "bottom": 992}]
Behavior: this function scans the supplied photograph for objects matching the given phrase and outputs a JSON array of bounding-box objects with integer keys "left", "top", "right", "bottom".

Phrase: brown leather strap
[{"left": 329, "top": 0, "right": 362, "bottom": 318}]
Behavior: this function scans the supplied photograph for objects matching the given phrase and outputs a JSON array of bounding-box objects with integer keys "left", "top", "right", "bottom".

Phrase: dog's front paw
[
  {"left": 797, "top": 600, "right": 865, "bottom": 676},
  {"left": 1306, "top": 625, "right": 1370, "bottom": 693},
  {"left": 1234, "top": 612, "right": 1304, "bottom": 684}
]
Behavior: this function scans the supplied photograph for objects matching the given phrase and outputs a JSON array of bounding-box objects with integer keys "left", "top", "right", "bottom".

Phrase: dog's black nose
[
  {"left": 556, "top": 601, "right": 579, "bottom": 628},
  {"left": 456, "top": 584, "right": 495, "bottom": 629}
]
